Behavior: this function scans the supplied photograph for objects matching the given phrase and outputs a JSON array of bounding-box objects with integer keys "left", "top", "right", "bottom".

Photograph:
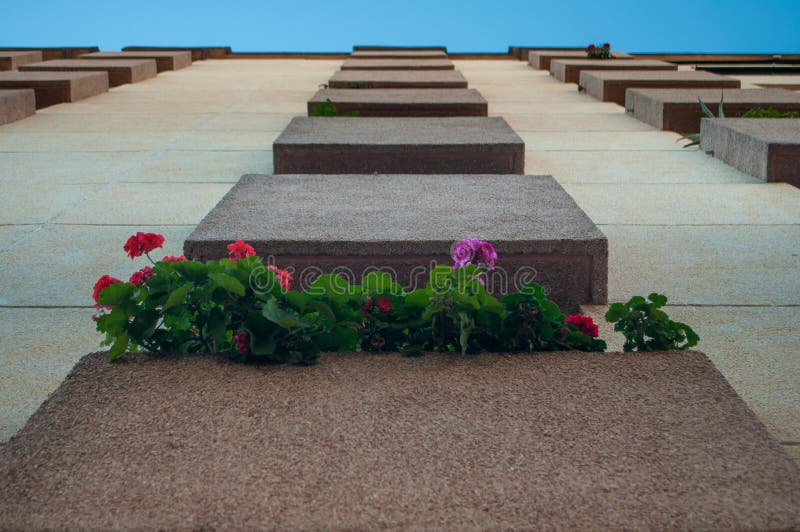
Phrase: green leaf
[
  {"left": 97, "top": 282, "right": 136, "bottom": 307},
  {"left": 172, "top": 261, "right": 209, "bottom": 282},
  {"left": 108, "top": 331, "right": 129, "bottom": 361},
  {"left": 648, "top": 293, "right": 668, "bottom": 308},
  {"left": 307, "top": 274, "right": 352, "bottom": 305},
  {"left": 164, "top": 282, "right": 194, "bottom": 310},
  {"left": 306, "top": 299, "right": 337, "bottom": 326},
  {"left": 362, "top": 271, "right": 403, "bottom": 295},
  {"left": 206, "top": 306, "right": 229, "bottom": 343},
  {"left": 128, "top": 310, "right": 160, "bottom": 339},
  {"left": 208, "top": 272, "right": 246, "bottom": 296},
  {"left": 684, "top": 324, "right": 700, "bottom": 347},
  {"left": 405, "top": 289, "right": 430, "bottom": 308},
  {"left": 316, "top": 326, "right": 359, "bottom": 352},
  {"left": 96, "top": 308, "right": 130, "bottom": 335},
  {"left": 604, "top": 303, "right": 626, "bottom": 322},
  {"left": 263, "top": 298, "right": 308, "bottom": 330},
  {"left": 284, "top": 290, "right": 312, "bottom": 311},
  {"left": 698, "top": 97, "right": 714, "bottom": 118},
  {"left": 428, "top": 265, "right": 452, "bottom": 293}
]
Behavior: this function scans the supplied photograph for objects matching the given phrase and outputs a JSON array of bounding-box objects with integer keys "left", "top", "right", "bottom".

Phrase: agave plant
[{"left": 678, "top": 94, "right": 725, "bottom": 148}]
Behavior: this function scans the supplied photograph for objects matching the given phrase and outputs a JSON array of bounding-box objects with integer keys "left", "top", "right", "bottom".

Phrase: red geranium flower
[
  {"left": 603, "top": 42, "right": 610, "bottom": 48},
  {"left": 587, "top": 44, "right": 596, "bottom": 50},
  {"left": 565, "top": 314, "right": 599, "bottom": 338},
  {"left": 267, "top": 265, "right": 292, "bottom": 290},
  {"left": 227, "top": 240, "right": 255, "bottom": 262},
  {"left": 232, "top": 331, "right": 249, "bottom": 355},
  {"left": 129, "top": 266, "right": 153, "bottom": 287},
  {"left": 92, "top": 274, "right": 122, "bottom": 305},
  {"left": 377, "top": 298, "right": 392, "bottom": 313},
  {"left": 123, "top": 232, "right": 165, "bottom": 259},
  {"left": 161, "top": 255, "right": 186, "bottom": 263},
  {"left": 362, "top": 297, "right": 374, "bottom": 316}
]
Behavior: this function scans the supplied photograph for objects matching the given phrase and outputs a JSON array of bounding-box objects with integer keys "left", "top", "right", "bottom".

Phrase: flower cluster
[
  {"left": 227, "top": 240, "right": 255, "bottom": 262},
  {"left": 268, "top": 265, "right": 293, "bottom": 291},
  {"left": 93, "top": 234, "right": 292, "bottom": 308},
  {"left": 129, "top": 266, "right": 153, "bottom": 287},
  {"left": 363, "top": 297, "right": 392, "bottom": 316},
  {"left": 452, "top": 238, "right": 497, "bottom": 270},
  {"left": 232, "top": 331, "right": 250, "bottom": 355},
  {"left": 123, "top": 232, "right": 165, "bottom": 259},
  {"left": 565, "top": 314, "right": 599, "bottom": 338},
  {"left": 586, "top": 43, "right": 612, "bottom": 59}
]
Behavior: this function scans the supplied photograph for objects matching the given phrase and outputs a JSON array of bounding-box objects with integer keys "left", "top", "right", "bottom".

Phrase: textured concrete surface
[
  {"left": 737, "top": 74, "right": 800, "bottom": 90},
  {"left": 2, "top": 58, "right": 799, "bottom": 478},
  {"left": 352, "top": 50, "right": 447, "bottom": 59},
  {"left": 0, "top": 71, "right": 109, "bottom": 108},
  {"left": 0, "top": 89, "right": 35, "bottom": 125},
  {"left": 528, "top": 50, "right": 633, "bottom": 70},
  {"left": 273, "top": 116, "right": 525, "bottom": 174},
  {"left": 550, "top": 59, "right": 677, "bottom": 83},
  {"left": 0, "top": 47, "right": 99, "bottom": 61},
  {"left": 625, "top": 87, "right": 800, "bottom": 134},
  {"left": 700, "top": 118, "right": 800, "bottom": 185},
  {"left": 122, "top": 45, "right": 231, "bottom": 61},
  {"left": 0, "top": 309, "right": 102, "bottom": 441},
  {"left": 20, "top": 59, "right": 158, "bottom": 87},
  {"left": 588, "top": 305, "right": 800, "bottom": 443},
  {"left": 1, "top": 350, "right": 798, "bottom": 529},
  {"left": 80, "top": 51, "right": 192, "bottom": 72},
  {"left": 455, "top": 60, "right": 800, "bottom": 461},
  {"left": 354, "top": 45, "right": 446, "bottom": 52},
  {"left": 341, "top": 58, "right": 454, "bottom": 70},
  {"left": 329, "top": 69, "right": 468, "bottom": 88},
  {"left": 308, "top": 88, "right": 488, "bottom": 116},
  {"left": 0, "top": 51, "right": 43, "bottom": 71},
  {"left": 580, "top": 70, "right": 741, "bottom": 106},
  {"left": 186, "top": 174, "right": 607, "bottom": 307},
  {"left": 602, "top": 225, "right": 799, "bottom": 305}
]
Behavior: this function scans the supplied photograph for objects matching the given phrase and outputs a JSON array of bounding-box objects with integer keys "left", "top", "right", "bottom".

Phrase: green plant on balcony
[
  {"left": 310, "top": 98, "right": 361, "bottom": 117},
  {"left": 679, "top": 96, "right": 725, "bottom": 148}
]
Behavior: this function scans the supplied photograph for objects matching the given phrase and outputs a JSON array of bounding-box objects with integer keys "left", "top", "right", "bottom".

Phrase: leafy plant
[
  {"left": 743, "top": 107, "right": 800, "bottom": 118},
  {"left": 94, "top": 234, "right": 696, "bottom": 364},
  {"left": 605, "top": 293, "right": 699, "bottom": 352},
  {"left": 678, "top": 96, "right": 725, "bottom": 148},
  {"left": 310, "top": 98, "right": 361, "bottom": 117},
  {"left": 586, "top": 43, "right": 612, "bottom": 59}
]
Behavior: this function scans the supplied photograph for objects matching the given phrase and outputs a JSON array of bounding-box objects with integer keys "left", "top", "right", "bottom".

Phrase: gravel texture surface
[{"left": 1, "top": 350, "right": 798, "bottom": 529}]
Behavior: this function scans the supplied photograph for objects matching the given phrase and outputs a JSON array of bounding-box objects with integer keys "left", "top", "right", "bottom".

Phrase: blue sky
[{"left": 2, "top": 0, "right": 799, "bottom": 53}]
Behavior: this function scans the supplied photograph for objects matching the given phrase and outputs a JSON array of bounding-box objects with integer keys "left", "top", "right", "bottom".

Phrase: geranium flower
[
  {"left": 161, "top": 255, "right": 186, "bottom": 263},
  {"left": 232, "top": 331, "right": 249, "bottom": 355},
  {"left": 377, "top": 298, "right": 392, "bottom": 313},
  {"left": 452, "top": 238, "right": 497, "bottom": 270},
  {"left": 566, "top": 314, "right": 599, "bottom": 338},
  {"left": 129, "top": 266, "right": 153, "bottom": 287},
  {"left": 92, "top": 274, "right": 122, "bottom": 305},
  {"left": 123, "top": 232, "right": 165, "bottom": 259},
  {"left": 267, "top": 265, "right": 293, "bottom": 290},
  {"left": 227, "top": 240, "right": 255, "bottom": 262}
]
